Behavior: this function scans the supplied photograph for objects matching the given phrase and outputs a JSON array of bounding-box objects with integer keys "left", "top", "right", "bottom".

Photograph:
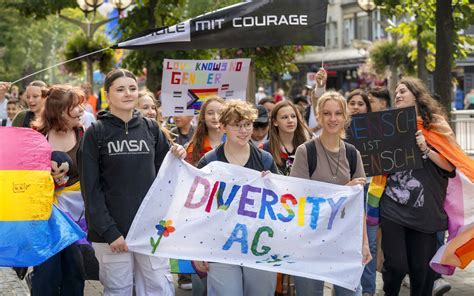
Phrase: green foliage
[
  {"left": 369, "top": 39, "right": 415, "bottom": 75},
  {"left": 0, "top": 6, "right": 81, "bottom": 86},
  {"left": 4, "top": 0, "right": 77, "bottom": 19},
  {"left": 220, "top": 46, "right": 309, "bottom": 82},
  {"left": 63, "top": 32, "right": 115, "bottom": 74},
  {"left": 375, "top": 0, "right": 474, "bottom": 70}
]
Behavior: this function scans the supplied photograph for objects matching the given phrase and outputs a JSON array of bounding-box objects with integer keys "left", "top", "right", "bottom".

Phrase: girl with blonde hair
[{"left": 290, "top": 91, "right": 371, "bottom": 296}]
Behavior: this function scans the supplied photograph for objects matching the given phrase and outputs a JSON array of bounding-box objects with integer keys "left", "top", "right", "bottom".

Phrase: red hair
[{"left": 34, "top": 85, "right": 85, "bottom": 134}]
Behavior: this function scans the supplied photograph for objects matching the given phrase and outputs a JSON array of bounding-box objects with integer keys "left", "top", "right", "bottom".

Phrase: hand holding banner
[{"left": 127, "top": 153, "right": 365, "bottom": 290}]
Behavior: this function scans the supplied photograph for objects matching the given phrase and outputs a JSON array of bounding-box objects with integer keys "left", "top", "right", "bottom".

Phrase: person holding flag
[
  {"left": 370, "top": 77, "right": 472, "bottom": 296},
  {"left": 30, "top": 84, "right": 87, "bottom": 295}
]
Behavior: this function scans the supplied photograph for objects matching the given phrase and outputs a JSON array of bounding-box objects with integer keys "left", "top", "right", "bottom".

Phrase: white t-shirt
[
  {"left": 0, "top": 98, "right": 8, "bottom": 120},
  {"left": 81, "top": 111, "right": 96, "bottom": 128}
]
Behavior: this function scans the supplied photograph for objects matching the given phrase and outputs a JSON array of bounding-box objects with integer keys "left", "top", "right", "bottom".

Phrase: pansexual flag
[
  {"left": 186, "top": 88, "right": 218, "bottom": 113},
  {"left": 0, "top": 127, "right": 85, "bottom": 267}
]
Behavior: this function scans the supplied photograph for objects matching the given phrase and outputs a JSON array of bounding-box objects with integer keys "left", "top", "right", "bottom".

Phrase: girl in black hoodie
[{"left": 79, "top": 69, "right": 185, "bottom": 296}]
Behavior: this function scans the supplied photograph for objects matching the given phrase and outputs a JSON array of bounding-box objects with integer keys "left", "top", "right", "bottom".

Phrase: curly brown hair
[{"left": 396, "top": 77, "right": 447, "bottom": 129}]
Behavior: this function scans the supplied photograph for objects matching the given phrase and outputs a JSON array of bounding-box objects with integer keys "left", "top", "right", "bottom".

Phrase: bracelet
[{"left": 422, "top": 147, "right": 431, "bottom": 159}]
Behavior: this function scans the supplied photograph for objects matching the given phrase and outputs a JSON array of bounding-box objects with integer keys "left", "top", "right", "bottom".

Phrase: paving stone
[{"left": 2, "top": 264, "right": 474, "bottom": 295}]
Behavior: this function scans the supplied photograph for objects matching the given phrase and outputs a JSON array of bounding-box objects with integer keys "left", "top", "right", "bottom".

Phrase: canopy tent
[{"left": 113, "top": 0, "right": 328, "bottom": 50}]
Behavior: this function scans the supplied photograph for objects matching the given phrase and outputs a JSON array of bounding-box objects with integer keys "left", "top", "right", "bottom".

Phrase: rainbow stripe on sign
[
  {"left": 187, "top": 88, "right": 219, "bottom": 113},
  {"left": 0, "top": 127, "right": 85, "bottom": 267},
  {"left": 170, "top": 259, "right": 196, "bottom": 274}
]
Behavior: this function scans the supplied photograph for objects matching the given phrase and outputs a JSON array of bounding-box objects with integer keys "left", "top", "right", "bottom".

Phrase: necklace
[
  {"left": 224, "top": 144, "right": 250, "bottom": 166},
  {"left": 320, "top": 138, "right": 341, "bottom": 180}
]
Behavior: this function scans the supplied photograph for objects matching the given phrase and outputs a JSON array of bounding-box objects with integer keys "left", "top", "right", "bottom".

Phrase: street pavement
[{"left": 1, "top": 264, "right": 473, "bottom": 295}]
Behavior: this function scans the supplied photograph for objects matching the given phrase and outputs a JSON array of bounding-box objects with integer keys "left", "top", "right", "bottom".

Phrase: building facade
[{"left": 295, "top": 0, "right": 388, "bottom": 92}]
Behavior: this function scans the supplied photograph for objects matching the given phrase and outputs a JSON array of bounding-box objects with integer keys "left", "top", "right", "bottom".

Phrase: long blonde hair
[{"left": 316, "top": 91, "right": 351, "bottom": 138}]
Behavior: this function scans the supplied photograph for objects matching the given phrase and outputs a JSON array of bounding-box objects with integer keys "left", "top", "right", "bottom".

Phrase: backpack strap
[
  {"left": 202, "top": 147, "right": 219, "bottom": 164},
  {"left": 305, "top": 140, "right": 317, "bottom": 178},
  {"left": 260, "top": 150, "right": 274, "bottom": 171},
  {"left": 91, "top": 120, "right": 105, "bottom": 150},
  {"left": 143, "top": 117, "right": 159, "bottom": 144},
  {"left": 344, "top": 142, "right": 358, "bottom": 179},
  {"left": 22, "top": 111, "right": 34, "bottom": 128},
  {"left": 261, "top": 141, "right": 271, "bottom": 153},
  {"left": 1, "top": 119, "right": 6, "bottom": 126}
]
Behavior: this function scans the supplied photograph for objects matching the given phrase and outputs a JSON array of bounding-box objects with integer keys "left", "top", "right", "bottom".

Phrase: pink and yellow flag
[{"left": 0, "top": 127, "right": 85, "bottom": 267}]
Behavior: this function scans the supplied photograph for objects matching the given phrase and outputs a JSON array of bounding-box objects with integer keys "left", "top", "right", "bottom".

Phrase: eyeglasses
[{"left": 228, "top": 121, "right": 253, "bottom": 131}]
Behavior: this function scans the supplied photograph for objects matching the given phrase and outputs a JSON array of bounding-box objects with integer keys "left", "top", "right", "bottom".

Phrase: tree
[
  {"left": 4, "top": 0, "right": 76, "bottom": 19},
  {"left": 369, "top": 39, "right": 415, "bottom": 95},
  {"left": 63, "top": 32, "right": 115, "bottom": 80},
  {"left": 375, "top": 0, "right": 474, "bottom": 112},
  {"left": 3, "top": 0, "right": 118, "bottom": 83},
  {"left": 0, "top": 5, "right": 82, "bottom": 87}
]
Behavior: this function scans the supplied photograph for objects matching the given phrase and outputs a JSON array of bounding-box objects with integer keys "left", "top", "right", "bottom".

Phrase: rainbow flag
[
  {"left": 0, "top": 127, "right": 85, "bottom": 267},
  {"left": 187, "top": 88, "right": 218, "bottom": 113},
  {"left": 169, "top": 259, "right": 196, "bottom": 274}
]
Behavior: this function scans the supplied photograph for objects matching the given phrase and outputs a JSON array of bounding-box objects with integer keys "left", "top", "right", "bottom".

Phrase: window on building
[
  {"left": 343, "top": 17, "right": 354, "bottom": 48},
  {"left": 326, "top": 21, "right": 338, "bottom": 48},
  {"left": 356, "top": 12, "right": 369, "bottom": 41}
]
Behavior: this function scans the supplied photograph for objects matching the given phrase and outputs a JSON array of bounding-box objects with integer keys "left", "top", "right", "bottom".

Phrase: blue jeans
[
  {"left": 361, "top": 224, "right": 378, "bottom": 294},
  {"left": 31, "top": 245, "right": 84, "bottom": 296},
  {"left": 294, "top": 277, "right": 362, "bottom": 296}
]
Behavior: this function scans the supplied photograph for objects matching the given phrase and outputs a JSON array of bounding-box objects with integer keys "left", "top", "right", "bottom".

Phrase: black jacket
[{"left": 79, "top": 110, "right": 169, "bottom": 244}]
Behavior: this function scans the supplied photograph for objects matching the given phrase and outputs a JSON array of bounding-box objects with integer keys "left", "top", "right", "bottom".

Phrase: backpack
[
  {"left": 91, "top": 117, "right": 159, "bottom": 151},
  {"left": 203, "top": 143, "right": 274, "bottom": 171},
  {"left": 305, "top": 140, "right": 358, "bottom": 179},
  {"left": 22, "top": 111, "right": 34, "bottom": 128}
]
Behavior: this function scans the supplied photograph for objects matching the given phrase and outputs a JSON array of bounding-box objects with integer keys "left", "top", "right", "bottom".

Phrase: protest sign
[
  {"left": 306, "top": 72, "right": 317, "bottom": 87},
  {"left": 127, "top": 153, "right": 365, "bottom": 290},
  {"left": 346, "top": 107, "right": 423, "bottom": 177},
  {"left": 161, "top": 58, "right": 250, "bottom": 116}
]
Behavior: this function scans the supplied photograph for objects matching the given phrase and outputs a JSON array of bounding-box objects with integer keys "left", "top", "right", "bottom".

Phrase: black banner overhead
[{"left": 113, "top": 0, "right": 328, "bottom": 50}]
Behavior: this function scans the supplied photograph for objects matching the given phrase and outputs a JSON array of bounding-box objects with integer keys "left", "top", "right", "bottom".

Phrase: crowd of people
[{"left": 0, "top": 65, "right": 468, "bottom": 296}]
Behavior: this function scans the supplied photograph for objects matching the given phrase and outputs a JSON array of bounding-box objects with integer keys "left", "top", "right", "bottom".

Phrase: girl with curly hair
[{"left": 378, "top": 77, "right": 456, "bottom": 295}]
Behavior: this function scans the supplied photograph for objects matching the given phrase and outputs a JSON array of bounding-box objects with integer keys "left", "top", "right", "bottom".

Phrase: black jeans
[
  {"left": 380, "top": 217, "right": 437, "bottom": 296},
  {"left": 31, "top": 245, "right": 84, "bottom": 296}
]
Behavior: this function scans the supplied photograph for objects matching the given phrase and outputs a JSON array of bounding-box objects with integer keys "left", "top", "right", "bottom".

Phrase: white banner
[
  {"left": 127, "top": 153, "right": 365, "bottom": 290},
  {"left": 161, "top": 58, "right": 250, "bottom": 116}
]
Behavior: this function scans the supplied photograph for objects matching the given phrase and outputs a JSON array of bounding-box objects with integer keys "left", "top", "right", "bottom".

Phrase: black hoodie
[{"left": 79, "top": 110, "right": 169, "bottom": 244}]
